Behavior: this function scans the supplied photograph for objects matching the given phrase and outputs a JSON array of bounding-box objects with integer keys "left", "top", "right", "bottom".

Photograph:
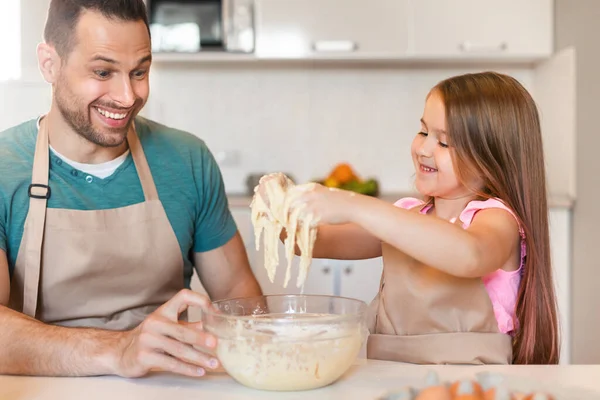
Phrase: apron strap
[
  {"left": 22, "top": 119, "right": 51, "bottom": 317},
  {"left": 127, "top": 125, "right": 159, "bottom": 202},
  {"left": 22, "top": 119, "right": 158, "bottom": 317}
]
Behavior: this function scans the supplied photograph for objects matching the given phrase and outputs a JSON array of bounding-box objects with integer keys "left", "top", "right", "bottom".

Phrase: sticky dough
[{"left": 250, "top": 174, "right": 319, "bottom": 288}]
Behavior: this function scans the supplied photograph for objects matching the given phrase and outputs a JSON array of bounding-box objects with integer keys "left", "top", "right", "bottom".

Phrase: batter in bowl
[{"left": 214, "top": 316, "right": 364, "bottom": 391}]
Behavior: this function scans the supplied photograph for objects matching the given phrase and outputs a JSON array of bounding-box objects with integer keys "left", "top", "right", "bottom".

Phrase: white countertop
[{"left": 2, "top": 359, "right": 599, "bottom": 400}]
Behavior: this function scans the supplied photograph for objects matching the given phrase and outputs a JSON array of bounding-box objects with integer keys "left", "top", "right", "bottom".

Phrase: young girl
[{"left": 262, "top": 72, "right": 559, "bottom": 365}]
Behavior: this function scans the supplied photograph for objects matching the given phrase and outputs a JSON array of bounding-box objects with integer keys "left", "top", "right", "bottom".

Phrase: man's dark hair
[{"left": 44, "top": 0, "right": 150, "bottom": 56}]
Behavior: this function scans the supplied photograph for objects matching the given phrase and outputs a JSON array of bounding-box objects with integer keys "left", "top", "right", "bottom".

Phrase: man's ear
[{"left": 37, "top": 43, "right": 61, "bottom": 84}]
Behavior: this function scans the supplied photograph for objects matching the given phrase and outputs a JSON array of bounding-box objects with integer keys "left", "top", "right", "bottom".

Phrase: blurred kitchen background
[{"left": 1, "top": 0, "right": 599, "bottom": 365}]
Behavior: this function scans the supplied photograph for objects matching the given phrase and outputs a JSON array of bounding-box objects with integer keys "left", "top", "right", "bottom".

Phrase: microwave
[{"left": 147, "top": 0, "right": 254, "bottom": 53}]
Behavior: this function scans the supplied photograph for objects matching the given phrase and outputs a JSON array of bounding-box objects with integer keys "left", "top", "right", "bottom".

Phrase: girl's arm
[
  {"left": 350, "top": 195, "right": 520, "bottom": 278},
  {"left": 281, "top": 224, "right": 382, "bottom": 260},
  {"left": 291, "top": 186, "right": 520, "bottom": 278},
  {"left": 312, "top": 224, "right": 382, "bottom": 259}
]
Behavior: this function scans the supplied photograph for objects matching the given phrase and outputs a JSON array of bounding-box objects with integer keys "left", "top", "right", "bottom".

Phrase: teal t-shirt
[{"left": 0, "top": 116, "right": 237, "bottom": 289}]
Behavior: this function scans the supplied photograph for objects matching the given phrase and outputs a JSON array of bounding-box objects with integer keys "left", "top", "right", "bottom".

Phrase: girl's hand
[
  {"left": 253, "top": 172, "right": 294, "bottom": 223},
  {"left": 255, "top": 173, "right": 293, "bottom": 205},
  {"left": 286, "top": 183, "right": 359, "bottom": 225}
]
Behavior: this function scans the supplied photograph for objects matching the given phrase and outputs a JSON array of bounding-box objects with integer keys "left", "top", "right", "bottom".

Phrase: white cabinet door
[
  {"left": 339, "top": 257, "right": 383, "bottom": 304},
  {"left": 231, "top": 207, "right": 256, "bottom": 258},
  {"left": 255, "top": 0, "right": 410, "bottom": 59},
  {"left": 533, "top": 48, "right": 577, "bottom": 198},
  {"left": 301, "top": 258, "right": 337, "bottom": 296},
  {"left": 549, "top": 208, "right": 571, "bottom": 365},
  {"left": 411, "top": 0, "right": 553, "bottom": 59}
]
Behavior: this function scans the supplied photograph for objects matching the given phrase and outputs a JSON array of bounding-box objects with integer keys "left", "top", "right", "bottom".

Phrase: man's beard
[{"left": 54, "top": 78, "right": 135, "bottom": 148}]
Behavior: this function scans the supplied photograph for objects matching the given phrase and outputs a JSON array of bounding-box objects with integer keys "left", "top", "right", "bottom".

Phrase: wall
[
  {"left": 144, "top": 64, "right": 534, "bottom": 194},
  {"left": 1, "top": 64, "right": 535, "bottom": 194},
  {"left": 0, "top": 81, "right": 51, "bottom": 127},
  {"left": 556, "top": 0, "right": 600, "bottom": 364}
]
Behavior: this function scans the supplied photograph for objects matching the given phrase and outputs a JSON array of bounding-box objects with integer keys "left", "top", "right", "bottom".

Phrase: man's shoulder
[
  {"left": 0, "top": 119, "right": 37, "bottom": 149},
  {"left": 135, "top": 116, "right": 211, "bottom": 157},
  {"left": 0, "top": 119, "right": 36, "bottom": 167},
  {"left": 0, "top": 119, "right": 37, "bottom": 198}
]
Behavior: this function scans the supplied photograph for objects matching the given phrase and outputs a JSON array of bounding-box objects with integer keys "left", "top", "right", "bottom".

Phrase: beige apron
[
  {"left": 8, "top": 118, "right": 185, "bottom": 330},
  {"left": 366, "top": 206, "right": 513, "bottom": 365}
]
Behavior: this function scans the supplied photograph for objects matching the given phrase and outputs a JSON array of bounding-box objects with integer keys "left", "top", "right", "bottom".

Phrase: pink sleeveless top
[{"left": 394, "top": 197, "right": 526, "bottom": 335}]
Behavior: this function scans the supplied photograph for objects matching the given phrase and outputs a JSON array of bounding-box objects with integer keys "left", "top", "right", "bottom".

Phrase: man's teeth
[{"left": 96, "top": 107, "right": 127, "bottom": 120}]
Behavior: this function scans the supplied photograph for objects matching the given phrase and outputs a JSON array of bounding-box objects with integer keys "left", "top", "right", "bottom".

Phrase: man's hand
[{"left": 114, "top": 289, "right": 219, "bottom": 378}]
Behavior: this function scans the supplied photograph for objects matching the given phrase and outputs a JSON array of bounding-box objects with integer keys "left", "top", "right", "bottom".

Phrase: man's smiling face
[{"left": 53, "top": 10, "right": 152, "bottom": 147}]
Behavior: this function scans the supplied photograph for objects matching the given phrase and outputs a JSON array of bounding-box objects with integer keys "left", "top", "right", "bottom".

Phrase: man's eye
[
  {"left": 133, "top": 70, "right": 147, "bottom": 78},
  {"left": 95, "top": 70, "right": 110, "bottom": 78},
  {"left": 418, "top": 131, "right": 428, "bottom": 137}
]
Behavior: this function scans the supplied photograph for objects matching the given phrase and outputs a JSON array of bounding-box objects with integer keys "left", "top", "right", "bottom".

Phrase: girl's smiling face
[{"left": 411, "top": 91, "right": 472, "bottom": 199}]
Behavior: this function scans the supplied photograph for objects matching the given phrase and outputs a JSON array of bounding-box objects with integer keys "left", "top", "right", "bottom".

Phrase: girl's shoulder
[
  {"left": 460, "top": 198, "right": 525, "bottom": 238},
  {"left": 393, "top": 197, "right": 425, "bottom": 210},
  {"left": 393, "top": 196, "right": 524, "bottom": 238}
]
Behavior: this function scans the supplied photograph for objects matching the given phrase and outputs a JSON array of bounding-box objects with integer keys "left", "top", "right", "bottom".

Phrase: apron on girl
[{"left": 366, "top": 206, "right": 513, "bottom": 364}]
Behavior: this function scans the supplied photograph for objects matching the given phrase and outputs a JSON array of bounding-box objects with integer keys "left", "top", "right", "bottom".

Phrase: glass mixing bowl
[{"left": 202, "top": 294, "right": 368, "bottom": 391}]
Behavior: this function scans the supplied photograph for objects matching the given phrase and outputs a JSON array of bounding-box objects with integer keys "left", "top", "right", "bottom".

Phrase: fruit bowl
[
  {"left": 202, "top": 295, "right": 368, "bottom": 391},
  {"left": 316, "top": 163, "right": 379, "bottom": 196}
]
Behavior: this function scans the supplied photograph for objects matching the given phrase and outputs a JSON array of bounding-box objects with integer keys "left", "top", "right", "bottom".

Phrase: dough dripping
[{"left": 250, "top": 173, "right": 319, "bottom": 288}]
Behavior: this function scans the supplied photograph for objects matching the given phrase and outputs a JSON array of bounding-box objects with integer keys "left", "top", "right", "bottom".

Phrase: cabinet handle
[
  {"left": 344, "top": 266, "right": 352, "bottom": 275},
  {"left": 322, "top": 266, "right": 331, "bottom": 274},
  {"left": 312, "top": 40, "right": 358, "bottom": 53},
  {"left": 459, "top": 41, "right": 507, "bottom": 53}
]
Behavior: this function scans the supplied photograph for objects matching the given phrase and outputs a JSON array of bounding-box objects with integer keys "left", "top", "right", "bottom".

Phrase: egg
[
  {"left": 414, "top": 386, "right": 452, "bottom": 400},
  {"left": 476, "top": 371, "right": 505, "bottom": 391},
  {"left": 450, "top": 379, "right": 485, "bottom": 399},
  {"left": 414, "top": 371, "right": 452, "bottom": 400},
  {"left": 522, "top": 393, "right": 556, "bottom": 400},
  {"left": 484, "top": 386, "right": 517, "bottom": 400}
]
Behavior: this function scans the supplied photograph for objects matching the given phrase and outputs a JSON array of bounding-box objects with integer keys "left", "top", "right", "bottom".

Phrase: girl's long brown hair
[{"left": 433, "top": 72, "right": 559, "bottom": 364}]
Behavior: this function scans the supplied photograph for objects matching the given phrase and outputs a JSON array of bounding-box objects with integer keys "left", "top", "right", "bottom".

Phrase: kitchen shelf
[
  {"left": 150, "top": 52, "right": 545, "bottom": 68},
  {"left": 151, "top": 52, "right": 258, "bottom": 63}
]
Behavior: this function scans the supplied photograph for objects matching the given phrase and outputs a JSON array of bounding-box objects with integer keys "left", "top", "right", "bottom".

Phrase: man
[{"left": 0, "top": 0, "right": 262, "bottom": 377}]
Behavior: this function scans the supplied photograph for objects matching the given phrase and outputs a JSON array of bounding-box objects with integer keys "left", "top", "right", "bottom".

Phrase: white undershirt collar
[{"left": 37, "top": 116, "right": 130, "bottom": 179}]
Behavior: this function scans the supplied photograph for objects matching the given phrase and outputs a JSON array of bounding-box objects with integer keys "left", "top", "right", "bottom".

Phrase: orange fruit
[{"left": 330, "top": 163, "right": 359, "bottom": 184}]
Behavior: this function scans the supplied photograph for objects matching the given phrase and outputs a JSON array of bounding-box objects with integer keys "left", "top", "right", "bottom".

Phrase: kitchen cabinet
[
  {"left": 410, "top": 0, "right": 553, "bottom": 60},
  {"left": 254, "top": 0, "right": 410, "bottom": 59},
  {"left": 533, "top": 47, "right": 577, "bottom": 198},
  {"left": 17, "top": 0, "right": 555, "bottom": 67},
  {"left": 338, "top": 258, "right": 383, "bottom": 304},
  {"left": 252, "top": 0, "right": 553, "bottom": 62}
]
